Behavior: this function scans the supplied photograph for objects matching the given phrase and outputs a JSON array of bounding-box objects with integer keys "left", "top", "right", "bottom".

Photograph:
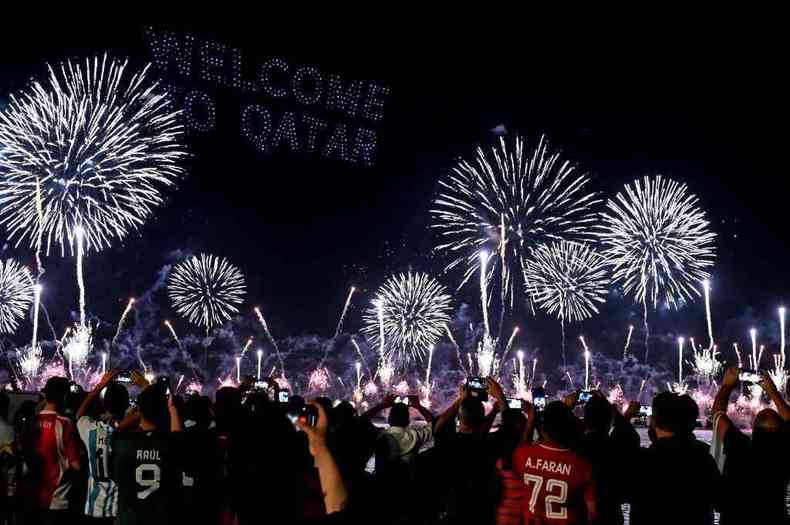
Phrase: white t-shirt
[
  {"left": 77, "top": 415, "right": 119, "bottom": 518},
  {"left": 379, "top": 424, "right": 433, "bottom": 461}
]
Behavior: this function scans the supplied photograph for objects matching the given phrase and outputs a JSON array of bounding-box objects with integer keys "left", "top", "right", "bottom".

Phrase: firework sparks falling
[
  {"left": 431, "top": 134, "right": 599, "bottom": 312},
  {"left": 0, "top": 259, "right": 34, "bottom": 334},
  {"left": 691, "top": 344, "right": 722, "bottom": 382},
  {"left": 164, "top": 320, "right": 183, "bottom": 351},
  {"left": 256, "top": 349, "right": 263, "bottom": 380},
  {"left": 503, "top": 326, "right": 519, "bottom": 362},
  {"left": 241, "top": 336, "right": 254, "bottom": 356},
  {"left": 254, "top": 307, "right": 285, "bottom": 377},
  {"left": 702, "top": 280, "right": 714, "bottom": 349},
  {"left": 598, "top": 176, "right": 716, "bottom": 360},
  {"left": 63, "top": 324, "right": 92, "bottom": 377},
  {"left": 361, "top": 272, "right": 452, "bottom": 366},
  {"left": 235, "top": 356, "right": 242, "bottom": 383},
  {"left": 780, "top": 307, "right": 786, "bottom": 362},
  {"left": 18, "top": 345, "right": 42, "bottom": 379},
  {"left": 749, "top": 328, "right": 759, "bottom": 369},
  {"left": 677, "top": 337, "right": 685, "bottom": 384},
  {"left": 479, "top": 251, "right": 492, "bottom": 338},
  {"left": 308, "top": 367, "right": 331, "bottom": 392},
  {"left": 0, "top": 55, "right": 187, "bottom": 255},
  {"left": 334, "top": 286, "right": 356, "bottom": 337},
  {"left": 169, "top": 254, "right": 246, "bottom": 331}
]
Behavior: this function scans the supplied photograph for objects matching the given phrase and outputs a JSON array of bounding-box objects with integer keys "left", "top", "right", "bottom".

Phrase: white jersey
[{"left": 77, "top": 415, "right": 119, "bottom": 517}]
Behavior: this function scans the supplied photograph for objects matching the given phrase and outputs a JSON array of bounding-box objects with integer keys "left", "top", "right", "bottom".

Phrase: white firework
[
  {"left": 168, "top": 254, "right": 246, "bottom": 330},
  {"left": 0, "top": 259, "right": 34, "bottom": 334},
  {"left": 431, "top": 134, "right": 599, "bottom": 310},
  {"left": 598, "top": 175, "right": 716, "bottom": 310},
  {"left": 362, "top": 272, "right": 453, "bottom": 366},
  {"left": 0, "top": 55, "right": 187, "bottom": 255},
  {"left": 523, "top": 241, "right": 609, "bottom": 324}
]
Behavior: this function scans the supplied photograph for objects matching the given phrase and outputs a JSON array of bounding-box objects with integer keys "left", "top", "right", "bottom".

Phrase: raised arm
[
  {"left": 759, "top": 372, "right": 790, "bottom": 421},
  {"left": 712, "top": 367, "right": 740, "bottom": 437},
  {"left": 408, "top": 395, "right": 435, "bottom": 425},
  {"left": 612, "top": 401, "right": 640, "bottom": 449},
  {"left": 435, "top": 386, "right": 467, "bottom": 435},
  {"left": 481, "top": 377, "right": 507, "bottom": 434},
  {"left": 298, "top": 401, "right": 348, "bottom": 514},
  {"left": 168, "top": 394, "right": 183, "bottom": 432},
  {"left": 360, "top": 395, "right": 394, "bottom": 423},
  {"left": 521, "top": 401, "right": 537, "bottom": 444},
  {"left": 76, "top": 370, "right": 118, "bottom": 419}
]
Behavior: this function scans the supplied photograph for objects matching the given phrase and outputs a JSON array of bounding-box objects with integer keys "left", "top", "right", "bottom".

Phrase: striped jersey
[
  {"left": 32, "top": 411, "right": 81, "bottom": 510},
  {"left": 77, "top": 415, "right": 119, "bottom": 517}
]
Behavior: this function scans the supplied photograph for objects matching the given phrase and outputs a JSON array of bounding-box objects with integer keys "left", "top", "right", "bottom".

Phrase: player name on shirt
[
  {"left": 524, "top": 457, "right": 573, "bottom": 476},
  {"left": 136, "top": 450, "right": 162, "bottom": 461}
]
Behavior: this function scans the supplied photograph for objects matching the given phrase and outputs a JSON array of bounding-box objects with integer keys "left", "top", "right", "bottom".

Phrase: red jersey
[
  {"left": 512, "top": 442, "right": 596, "bottom": 525},
  {"left": 33, "top": 411, "right": 81, "bottom": 510}
]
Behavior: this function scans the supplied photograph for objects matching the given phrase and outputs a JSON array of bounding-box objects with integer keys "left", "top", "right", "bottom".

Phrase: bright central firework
[
  {"left": 598, "top": 175, "right": 716, "bottom": 310},
  {"left": 523, "top": 241, "right": 609, "bottom": 324},
  {"left": 362, "top": 272, "right": 452, "bottom": 366},
  {"left": 0, "top": 55, "right": 187, "bottom": 255},
  {"left": 430, "top": 135, "right": 599, "bottom": 310},
  {"left": 168, "top": 254, "right": 247, "bottom": 331},
  {"left": 0, "top": 259, "right": 34, "bottom": 334}
]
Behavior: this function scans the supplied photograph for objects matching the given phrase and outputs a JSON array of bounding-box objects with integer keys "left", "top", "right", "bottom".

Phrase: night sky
[{"left": 1, "top": 22, "right": 786, "bottom": 366}]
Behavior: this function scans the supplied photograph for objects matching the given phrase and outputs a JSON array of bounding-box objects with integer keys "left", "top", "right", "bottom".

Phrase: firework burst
[
  {"left": 598, "top": 175, "right": 716, "bottom": 310},
  {"left": 0, "top": 55, "right": 187, "bottom": 255},
  {"left": 0, "top": 259, "right": 34, "bottom": 333},
  {"left": 168, "top": 254, "right": 246, "bottom": 331},
  {"left": 431, "top": 135, "right": 599, "bottom": 312},
  {"left": 362, "top": 272, "right": 452, "bottom": 366}
]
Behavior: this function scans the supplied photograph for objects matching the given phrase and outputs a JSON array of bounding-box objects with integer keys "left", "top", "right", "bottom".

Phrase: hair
[
  {"left": 542, "top": 401, "right": 579, "bottom": 448},
  {"left": 583, "top": 395, "right": 612, "bottom": 433},
  {"left": 183, "top": 395, "right": 212, "bottom": 429},
  {"left": 137, "top": 385, "right": 168, "bottom": 427},
  {"left": 458, "top": 397, "right": 485, "bottom": 430},
  {"left": 652, "top": 392, "right": 681, "bottom": 434},
  {"left": 387, "top": 403, "right": 410, "bottom": 428},
  {"left": 0, "top": 391, "right": 9, "bottom": 421},
  {"left": 43, "top": 377, "right": 70, "bottom": 406},
  {"left": 333, "top": 400, "right": 357, "bottom": 429},
  {"left": 103, "top": 382, "right": 130, "bottom": 420},
  {"left": 677, "top": 395, "right": 699, "bottom": 437},
  {"left": 215, "top": 386, "right": 242, "bottom": 433}
]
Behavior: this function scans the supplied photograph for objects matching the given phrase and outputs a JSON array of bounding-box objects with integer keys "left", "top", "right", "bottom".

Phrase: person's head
[
  {"left": 43, "top": 376, "right": 70, "bottom": 409},
  {"left": 583, "top": 395, "right": 612, "bottom": 434},
  {"left": 458, "top": 397, "right": 485, "bottom": 432},
  {"left": 387, "top": 403, "right": 410, "bottom": 428},
  {"left": 0, "top": 391, "right": 9, "bottom": 421},
  {"left": 677, "top": 395, "right": 699, "bottom": 438},
  {"left": 752, "top": 408, "right": 786, "bottom": 454},
  {"left": 183, "top": 395, "right": 212, "bottom": 429},
  {"left": 103, "top": 381, "right": 130, "bottom": 420},
  {"left": 137, "top": 384, "right": 168, "bottom": 429},
  {"left": 542, "top": 401, "right": 579, "bottom": 448},
  {"left": 651, "top": 392, "right": 682, "bottom": 436},
  {"left": 332, "top": 401, "right": 356, "bottom": 429},
  {"left": 500, "top": 408, "right": 527, "bottom": 438}
]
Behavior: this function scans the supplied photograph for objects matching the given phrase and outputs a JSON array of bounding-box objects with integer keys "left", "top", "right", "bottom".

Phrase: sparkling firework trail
[
  {"left": 445, "top": 323, "right": 468, "bottom": 375},
  {"left": 169, "top": 254, "right": 246, "bottom": 331},
  {"left": 584, "top": 349, "right": 591, "bottom": 391},
  {"left": 678, "top": 337, "right": 685, "bottom": 384},
  {"left": 254, "top": 307, "right": 285, "bottom": 376},
  {"left": 780, "top": 307, "right": 786, "bottom": 362},
  {"left": 430, "top": 134, "right": 599, "bottom": 312},
  {"left": 350, "top": 337, "right": 373, "bottom": 379},
  {"left": 235, "top": 356, "right": 241, "bottom": 383},
  {"left": 75, "top": 227, "right": 86, "bottom": 326},
  {"left": 101, "top": 352, "right": 107, "bottom": 375},
  {"left": 734, "top": 343, "right": 742, "bottom": 368},
  {"left": 702, "top": 280, "right": 714, "bottom": 349},
  {"left": 112, "top": 297, "right": 135, "bottom": 345},
  {"left": 361, "top": 272, "right": 452, "bottom": 366},
  {"left": 750, "top": 328, "right": 758, "bottom": 369},
  {"left": 256, "top": 349, "right": 263, "bottom": 380},
  {"left": 164, "top": 320, "right": 183, "bottom": 351},
  {"left": 623, "top": 325, "right": 634, "bottom": 358},
  {"left": 334, "top": 286, "right": 356, "bottom": 337},
  {"left": 355, "top": 361, "right": 362, "bottom": 390},
  {"left": 565, "top": 371, "right": 575, "bottom": 388},
  {"left": 502, "top": 326, "right": 519, "bottom": 363},
  {"left": 598, "top": 176, "right": 716, "bottom": 360},
  {"left": 479, "top": 251, "right": 491, "bottom": 338},
  {"left": 0, "top": 259, "right": 34, "bottom": 334},
  {"left": 425, "top": 344, "right": 435, "bottom": 385},
  {"left": 0, "top": 55, "right": 187, "bottom": 255},
  {"left": 31, "top": 284, "right": 42, "bottom": 351}
]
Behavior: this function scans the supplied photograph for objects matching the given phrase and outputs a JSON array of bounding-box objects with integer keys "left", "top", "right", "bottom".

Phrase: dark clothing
[
  {"left": 718, "top": 425, "right": 789, "bottom": 525},
  {"left": 111, "top": 430, "right": 185, "bottom": 525},
  {"left": 577, "top": 415, "right": 640, "bottom": 525},
  {"left": 627, "top": 436, "right": 721, "bottom": 525},
  {"left": 433, "top": 431, "right": 498, "bottom": 524}
]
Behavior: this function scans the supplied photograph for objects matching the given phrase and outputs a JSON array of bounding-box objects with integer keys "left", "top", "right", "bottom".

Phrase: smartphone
[
  {"left": 466, "top": 376, "right": 489, "bottom": 401},
  {"left": 286, "top": 404, "right": 318, "bottom": 430},
  {"left": 639, "top": 406, "right": 652, "bottom": 417},
  {"left": 507, "top": 398, "right": 523, "bottom": 410},
  {"left": 254, "top": 379, "right": 271, "bottom": 390},
  {"left": 116, "top": 372, "right": 133, "bottom": 384},
  {"left": 69, "top": 383, "right": 82, "bottom": 394},
  {"left": 739, "top": 372, "right": 762, "bottom": 383},
  {"left": 578, "top": 390, "right": 593, "bottom": 405},
  {"left": 278, "top": 390, "right": 289, "bottom": 403},
  {"left": 532, "top": 387, "right": 546, "bottom": 412},
  {"left": 394, "top": 396, "right": 409, "bottom": 405}
]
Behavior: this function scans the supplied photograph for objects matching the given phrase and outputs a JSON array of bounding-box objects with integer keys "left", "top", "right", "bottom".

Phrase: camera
[
  {"left": 69, "top": 382, "right": 83, "bottom": 394},
  {"left": 507, "top": 398, "right": 523, "bottom": 410},
  {"left": 277, "top": 390, "right": 289, "bottom": 403},
  {"left": 286, "top": 403, "right": 318, "bottom": 430},
  {"left": 639, "top": 405, "right": 652, "bottom": 417},
  {"left": 394, "top": 395, "right": 409, "bottom": 405},
  {"left": 115, "top": 371, "right": 133, "bottom": 384},
  {"left": 577, "top": 390, "right": 593, "bottom": 405},
  {"left": 465, "top": 376, "right": 488, "bottom": 401},
  {"left": 739, "top": 371, "right": 762, "bottom": 383},
  {"left": 531, "top": 387, "right": 546, "bottom": 412}
]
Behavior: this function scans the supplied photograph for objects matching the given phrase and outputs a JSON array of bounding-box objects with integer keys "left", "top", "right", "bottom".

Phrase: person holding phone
[{"left": 710, "top": 367, "right": 790, "bottom": 524}]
